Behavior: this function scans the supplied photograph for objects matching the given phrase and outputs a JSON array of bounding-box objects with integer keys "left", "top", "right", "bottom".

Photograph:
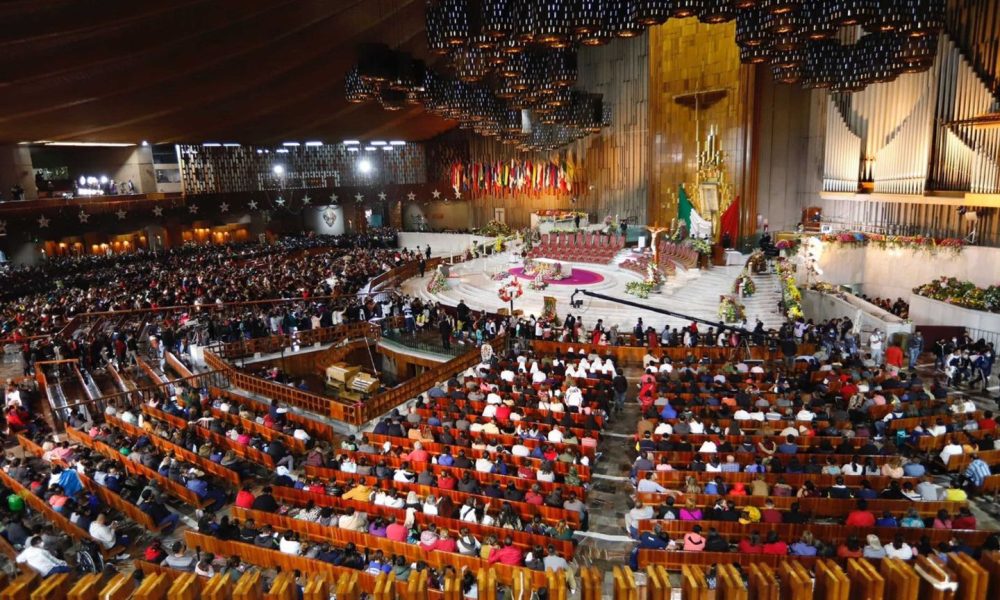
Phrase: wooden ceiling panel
[{"left": 0, "top": 0, "right": 453, "bottom": 144}]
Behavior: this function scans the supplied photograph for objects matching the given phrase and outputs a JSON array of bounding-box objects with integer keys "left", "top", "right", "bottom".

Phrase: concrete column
[{"left": 0, "top": 145, "right": 37, "bottom": 200}]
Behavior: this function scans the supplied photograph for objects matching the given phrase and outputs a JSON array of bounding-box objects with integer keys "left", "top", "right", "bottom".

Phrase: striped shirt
[{"left": 964, "top": 459, "right": 992, "bottom": 488}]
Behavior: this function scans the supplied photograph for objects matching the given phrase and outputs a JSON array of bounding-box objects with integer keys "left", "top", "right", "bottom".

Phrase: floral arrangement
[
  {"left": 913, "top": 277, "right": 1000, "bottom": 313},
  {"left": 747, "top": 250, "right": 767, "bottom": 274},
  {"left": 625, "top": 281, "right": 656, "bottom": 299},
  {"left": 686, "top": 238, "right": 712, "bottom": 255},
  {"left": 718, "top": 295, "right": 747, "bottom": 324},
  {"left": 818, "top": 231, "right": 965, "bottom": 254},
  {"left": 775, "top": 238, "right": 801, "bottom": 254},
  {"left": 646, "top": 264, "right": 665, "bottom": 287},
  {"left": 426, "top": 270, "right": 449, "bottom": 294},
  {"left": 476, "top": 220, "right": 512, "bottom": 238},
  {"left": 732, "top": 271, "right": 756, "bottom": 297},
  {"left": 776, "top": 258, "right": 803, "bottom": 320},
  {"left": 535, "top": 210, "right": 587, "bottom": 219},
  {"left": 528, "top": 273, "right": 548, "bottom": 291},
  {"left": 498, "top": 280, "right": 523, "bottom": 303},
  {"left": 491, "top": 271, "right": 512, "bottom": 281}
]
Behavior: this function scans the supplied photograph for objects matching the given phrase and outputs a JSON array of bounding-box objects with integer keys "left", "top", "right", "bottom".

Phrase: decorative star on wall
[
  {"left": 329, "top": 193, "right": 338, "bottom": 204},
  {"left": 152, "top": 206, "right": 163, "bottom": 217},
  {"left": 220, "top": 202, "right": 230, "bottom": 213},
  {"left": 302, "top": 195, "right": 311, "bottom": 205},
  {"left": 378, "top": 192, "right": 387, "bottom": 201},
  {"left": 37, "top": 215, "right": 50, "bottom": 229},
  {"left": 275, "top": 196, "right": 285, "bottom": 207},
  {"left": 354, "top": 193, "right": 364, "bottom": 203},
  {"left": 407, "top": 192, "right": 416, "bottom": 201},
  {"left": 248, "top": 200, "right": 258, "bottom": 210},
  {"left": 78, "top": 210, "right": 90, "bottom": 223},
  {"left": 116, "top": 209, "right": 127, "bottom": 220},
  {"left": 454, "top": 189, "right": 462, "bottom": 200},
  {"left": 432, "top": 189, "right": 441, "bottom": 199},
  {"left": 188, "top": 204, "right": 199, "bottom": 214}
]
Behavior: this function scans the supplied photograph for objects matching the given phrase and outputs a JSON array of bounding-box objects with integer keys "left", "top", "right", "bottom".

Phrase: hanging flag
[
  {"left": 678, "top": 184, "right": 694, "bottom": 229},
  {"left": 720, "top": 195, "right": 740, "bottom": 243}
]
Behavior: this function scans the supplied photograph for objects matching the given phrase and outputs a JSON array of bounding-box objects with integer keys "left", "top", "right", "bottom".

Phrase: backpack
[{"left": 75, "top": 539, "right": 105, "bottom": 573}]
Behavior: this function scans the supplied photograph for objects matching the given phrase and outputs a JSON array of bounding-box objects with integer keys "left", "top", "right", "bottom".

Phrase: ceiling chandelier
[
  {"left": 422, "top": 0, "right": 945, "bottom": 95},
  {"left": 347, "top": 1, "right": 945, "bottom": 149}
]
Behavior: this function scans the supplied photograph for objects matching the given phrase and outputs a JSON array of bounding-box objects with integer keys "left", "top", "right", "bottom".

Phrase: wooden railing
[
  {"left": 212, "top": 321, "right": 381, "bottom": 361},
  {"left": 204, "top": 349, "right": 362, "bottom": 423},
  {"left": 139, "top": 404, "right": 276, "bottom": 469}
]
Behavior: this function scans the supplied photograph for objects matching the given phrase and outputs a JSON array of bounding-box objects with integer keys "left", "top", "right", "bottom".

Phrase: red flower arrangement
[{"left": 498, "top": 280, "right": 523, "bottom": 303}]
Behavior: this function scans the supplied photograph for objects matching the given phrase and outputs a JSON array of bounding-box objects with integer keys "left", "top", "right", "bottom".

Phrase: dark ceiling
[{"left": 0, "top": 0, "right": 455, "bottom": 144}]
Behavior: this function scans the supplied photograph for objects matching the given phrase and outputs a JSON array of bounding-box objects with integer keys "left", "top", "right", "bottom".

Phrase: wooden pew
[
  {"left": 0, "top": 572, "right": 38, "bottom": 600},
  {"left": 747, "top": 563, "right": 778, "bottom": 600},
  {"left": 98, "top": 574, "right": 135, "bottom": 600},
  {"left": 846, "top": 558, "right": 885, "bottom": 600},
  {"left": 208, "top": 406, "right": 306, "bottom": 454},
  {"left": 813, "top": 559, "right": 849, "bottom": 600},
  {"left": 140, "top": 404, "right": 276, "bottom": 470},
  {"left": 717, "top": 563, "right": 748, "bottom": 600},
  {"left": 209, "top": 386, "right": 339, "bottom": 445},
  {"left": 779, "top": 561, "right": 814, "bottom": 600},
  {"left": 325, "top": 446, "right": 588, "bottom": 498},
  {"left": 232, "top": 569, "right": 262, "bottom": 600},
  {"left": 946, "top": 552, "right": 988, "bottom": 600},
  {"left": 916, "top": 555, "right": 958, "bottom": 600},
  {"left": 16, "top": 435, "right": 164, "bottom": 533},
  {"left": 579, "top": 567, "right": 603, "bottom": 600},
  {"left": 64, "top": 426, "right": 211, "bottom": 510},
  {"left": 132, "top": 571, "right": 171, "bottom": 600},
  {"left": 228, "top": 507, "right": 551, "bottom": 589},
  {"left": 301, "top": 466, "right": 582, "bottom": 528},
  {"left": 679, "top": 565, "right": 706, "bottom": 600},
  {"left": 881, "top": 558, "right": 920, "bottom": 600},
  {"left": 612, "top": 565, "right": 637, "bottom": 600},
  {"left": 268, "top": 485, "right": 573, "bottom": 557},
  {"left": 134, "top": 562, "right": 201, "bottom": 600},
  {"left": 635, "top": 493, "right": 965, "bottom": 519},
  {"left": 0, "top": 468, "right": 91, "bottom": 541},
  {"left": 67, "top": 574, "right": 104, "bottom": 600},
  {"left": 105, "top": 414, "right": 241, "bottom": 486},
  {"left": 636, "top": 520, "right": 992, "bottom": 549}
]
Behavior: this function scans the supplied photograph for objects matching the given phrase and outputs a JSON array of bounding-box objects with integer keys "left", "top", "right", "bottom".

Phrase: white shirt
[
  {"left": 565, "top": 387, "right": 583, "bottom": 407},
  {"left": 500, "top": 369, "right": 515, "bottom": 382},
  {"left": 842, "top": 463, "right": 864, "bottom": 476},
  {"left": 537, "top": 470, "right": 555, "bottom": 482},
  {"left": 279, "top": 538, "right": 301, "bottom": 555},
  {"left": 796, "top": 410, "right": 815, "bottom": 421},
  {"left": 698, "top": 441, "right": 718, "bottom": 453},
  {"left": 482, "top": 404, "right": 498, "bottom": 418},
  {"left": 89, "top": 521, "right": 117, "bottom": 549},
  {"left": 637, "top": 479, "right": 667, "bottom": 493},
  {"left": 884, "top": 543, "right": 913, "bottom": 560},
  {"left": 940, "top": 443, "right": 963, "bottom": 465},
  {"left": 475, "top": 458, "right": 494, "bottom": 473},
  {"left": 16, "top": 546, "right": 66, "bottom": 574},
  {"left": 733, "top": 409, "right": 751, "bottom": 420},
  {"left": 654, "top": 422, "right": 673, "bottom": 435},
  {"left": 486, "top": 392, "right": 502, "bottom": 405},
  {"left": 512, "top": 444, "right": 530, "bottom": 457},
  {"left": 658, "top": 363, "right": 673, "bottom": 373},
  {"left": 547, "top": 429, "right": 564, "bottom": 443},
  {"left": 531, "top": 371, "right": 547, "bottom": 384},
  {"left": 293, "top": 429, "right": 311, "bottom": 442}
]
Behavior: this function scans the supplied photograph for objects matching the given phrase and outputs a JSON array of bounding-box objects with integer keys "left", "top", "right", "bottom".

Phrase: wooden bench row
[
  {"left": 105, "top": 414, "right": 241, "bottom": 486},
  {"left": 64, "top": 426, "right": 212, "bottom": 509},
  {"left": 209, "top": 385, "right": 340, "bottom": 445},
  {"left": 140, "top": 404, "right": 276, "bottom": 470},
  {"left": 301, "top": 465, "right": 582, "bottom": 528},
  {"left": 269, "top": 485, "right": 574, "bottom": 557},
  {"left": 633, "top": 493, "right": 964, "bottom": 518},
  {"left": 16, "top": 435, "right": 165, "bottom": 533}
]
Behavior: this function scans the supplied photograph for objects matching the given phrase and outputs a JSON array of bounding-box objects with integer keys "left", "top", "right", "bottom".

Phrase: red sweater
[
  {"left": 488, "top": 545, "right": 523, "bottom": 565},
  {"left": 235, "top": 490, "right": 255, "bottom": 509},
  {"left": 845, "top": 511, "right": 876, "bottom": 527}
]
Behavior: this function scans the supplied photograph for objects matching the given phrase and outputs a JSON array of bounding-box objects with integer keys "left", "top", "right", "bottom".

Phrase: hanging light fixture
[
  {"left": 739, "top": 45, "right": 771, "bottom": 64},
  {"left": 802, "top": 2, "right": 836, "bottom": 40},
  {"left": 762, "top": 0, "right": 799, "bottom": 15},
  {"left": 736, "top": 8, "right": 768, "bottom": 47},
  {"left": 671, "top": 0, "right": 703, "bottom": 18},
  {"left": 548, "top": 47, "right": 579, "bottom": 87},
  {"left": 481, "top": 0, "right": 514, "bottom": 40},
  {"left": 827, "top": 0, "right": 876, "bottom": 27},
  {"left": 425, "top": 1, "right": 450, "bottom": 54},
  {"left": 536, "top": 0, "right": 572, "bottom": 46},
  {"left": 345, "top": 66, "right": 377, "bottom": 103},
  {"left": 699, "top": 0, "right": 737, "bottom": 24},
  {"left": 896, "top": 33, "right": 939, "bottom": 72},
  {"left": 896, "top": 0, "right": 945, "bottom": 38},
  {"left": 573, "top": 0, "right": 607, "bottom": 34},
  {"left": 441, "top": 0, "right": 471, "bottom": 46},
  {"left": 357, "top": 43, "right": 394, "bottom": 82},
  {"left": 635, "top": 1, "right": 671, "bottom": 26},
  {"left": 609, "top": 1, "right": 644, "bottom": 38}
]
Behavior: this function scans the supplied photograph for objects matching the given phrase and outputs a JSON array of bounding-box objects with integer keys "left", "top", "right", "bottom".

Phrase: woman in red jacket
[
  {"left": 738, "top": 532, "right": 764, "bottom": 554},
  {"left": 762, "top": 531, "right": 788, "bottom": 555}
]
